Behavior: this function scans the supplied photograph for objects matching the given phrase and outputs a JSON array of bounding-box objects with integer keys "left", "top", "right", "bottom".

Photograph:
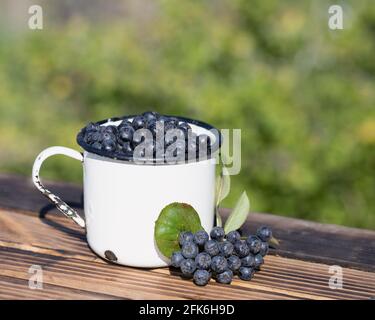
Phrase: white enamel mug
[{"left": 32, "top": 116, "right": 220, "bottom": 268}]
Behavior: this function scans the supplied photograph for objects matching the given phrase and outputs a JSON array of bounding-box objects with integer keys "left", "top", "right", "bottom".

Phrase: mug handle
[{"left": 32, "top": 146, "right": 86, "bottom": 228}]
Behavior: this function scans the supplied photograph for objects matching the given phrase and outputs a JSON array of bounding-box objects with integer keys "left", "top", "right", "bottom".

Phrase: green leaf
[
  {"left": 220, "top": 151, "right": 231, "bottom": 168},
  {"left": 215, "top": 166, "right": 231, "bottom": 227},
  {"left": 215, "top": 175, "right": 223, "bottom": 227},
  {"left": 216, "top": 166, "right": 231, "bottom": 206},
  {"left": 154, "top": 203, "right": 204, "bottom": 258},
  {"left": 224, "top": 191, "right": 250, "bottom": 234},
  {"left": 215, "top": 174, "right": 222, "bottom": 204}
]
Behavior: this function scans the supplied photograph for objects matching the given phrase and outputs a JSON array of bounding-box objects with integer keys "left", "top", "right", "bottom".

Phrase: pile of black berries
[
  {"left": 170, "top": 226, "right": 273, "bottom": 286},
  {"left": 79, "top": 111, "right": 212, "bottom": 162}
]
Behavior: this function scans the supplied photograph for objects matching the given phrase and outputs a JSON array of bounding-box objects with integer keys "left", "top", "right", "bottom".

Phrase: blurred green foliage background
[{"left": 0, "top": 0, "right": 374, "bottom": 228}]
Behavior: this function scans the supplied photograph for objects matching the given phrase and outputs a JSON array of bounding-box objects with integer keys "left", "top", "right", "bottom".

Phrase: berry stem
[
  {"left": 269, "top": 236, "right": 280, "bottom": 248},
  {"left": 215, "top": 207, "right": 223, "bottom": 227}
]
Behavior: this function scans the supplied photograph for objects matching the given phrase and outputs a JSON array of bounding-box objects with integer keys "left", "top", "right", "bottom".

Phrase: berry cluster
[
  {"left": 80, "top": 111, "right": 212, "bottom": 162},
  {"left": 170, "top": 226, "right": 273, "bottom": 286}
]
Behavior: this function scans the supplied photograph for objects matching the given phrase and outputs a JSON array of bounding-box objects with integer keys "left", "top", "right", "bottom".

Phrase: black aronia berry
[
  {"left": 171, "top": 226, "right": 274, "bottom": 286},
  {"left": 77, "top": 112, "right": 221, "bottom": 163}
]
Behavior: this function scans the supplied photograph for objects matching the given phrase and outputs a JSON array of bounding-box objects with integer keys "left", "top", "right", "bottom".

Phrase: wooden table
[{"left": 0, "top": 174, "right": 374, "bottom": 300}]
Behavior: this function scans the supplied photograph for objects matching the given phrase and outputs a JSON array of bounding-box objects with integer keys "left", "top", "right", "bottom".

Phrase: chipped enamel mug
[{"left": 32, "top": 116, "right": 221, "bottom": 268}]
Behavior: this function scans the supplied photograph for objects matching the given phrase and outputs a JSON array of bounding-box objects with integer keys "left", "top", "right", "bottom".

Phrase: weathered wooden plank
[
  {"left": 0, "top": 275, "right": 122, "bottom": 300},
  {"left": 222, "top": 209, "right": 375, "bottom": 272},
  {"left": 0, "top": 174, "right": 374, "bottom": 271},
  {"left": 1, "top": 239, "right": 374, "bottom": 300},
  {"left": 0, "top": 246, "right": 295, "bottom": 300},
  {"left": 1, "top": 209, "right": 374, "bottom": 300},
  {"left": 0, "top": 174, "right": 84, "bottom": 216}
]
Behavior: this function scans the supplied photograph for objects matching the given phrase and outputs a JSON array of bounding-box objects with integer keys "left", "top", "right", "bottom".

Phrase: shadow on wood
[{"left": 39, "top": 201, "right": 86, "bottom": 241}]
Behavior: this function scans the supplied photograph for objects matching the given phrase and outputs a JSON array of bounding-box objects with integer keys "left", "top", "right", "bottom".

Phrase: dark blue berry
[
  {"left": 98, "top": 125, "right": 107, "bottom": 133},
  {"left": 142, "top": 111, "right": 159, "bottom": 123},
  {"left": 259, "top": 241, "right": 269, "bottom": 256},
  {"left": 118, "top": 125, "right": 134, "bottom": 142},
  {"left": 227, "top": 255, "right": 241, "bottom": 272},
  {"left": 80, "top": 113, "right": 217, "bottom": 163},
  {"left": 119, "top": 119, "right": 132, "bottom": 128},
  {"left": 241, "top": 254, "right": 256, "bottom": 267},
  {"left": 226, "top": 230, "right": 241, "bottom": 244},
  {"left": 220, "top": 241, "right": 234, "bottom": 257},
  {"left": 234, "top": 240, "right": 250, "bottom": 257},
  {"left": 193, "top": 269, "right": 211, "bottom": 286},
  {"left": 83, "top": 131, "right": 94, "bottom": 144},
  {"left": 102, "top": 139, "right": 116, "bottom": 152},
  {"left": 120, "top": 141, "right": 133, "bottom": 154},
  {"left": 181, "top": 242, "right": 199, "bottom": 259},
  {"left": 210, "top": 226, "right": 225, "bottom": 241},
  {"left": 216, "top": 270, "right": 233, "bottom": 284},
  {"left": 132, "top": 128, "right": 150, "bottom": 146},
  {"left": 254, "top": 254, "right": 264, "bottom": 268},
  {"left": 147, "top": 120, "right": 164, "bottom": 137},
  {"left": 168, "top": 117, "right": 180, "bottom": 127},
  {"left": 90, "top": 131, "right": 102, "bottom": 143},
  {"left": 193, "top": 230, "right": 209, "bottom": 246},
  {"left": 238, "top": 267, "right": 254, "bottom": 281},
  {"left": 92, "top": 141, "right": 102, "bottom": 150},
  {"left": 157, "top": 115, "right": 169, "bottom": 124},
  {"left": 170, "top": 252, "right": 184, "bottom": 268},
  {"left": 104, "top": 125, "right": 118, "bottom": 135},
  {"left": 102, "top": 131, "right": 116, "bottom": 142},
  {"left": 195, "top": 252, "right": 211, "bottom": 270},
  {"left": 132, "top": 115, "right": 146, "bottom": 130},
  {"left": 246, "top": 235, "right": 262, "bottom": 254},
  {"left": 178, "top": 122, "right": 191, "bottom": 132},
  {"left": 204, "top": 239, "right": 220, "bottom": 256},
  {"left": 179, "top": 231, "right": 194, "bottom": 246},
  {"left": 164, "top": 120, "right": 177, "bottom": 132},
  {"left": 257, "top": 226, "right": 273, "bottom": 242},
  {"left": 86, "top": 122, "right": 99, "bottom": 132},
  {"left": 180, "top": 259, "right": 196, "bottom": 276},
  {"left": 211, "top": 255, "right": 228, "bottom": 274}
]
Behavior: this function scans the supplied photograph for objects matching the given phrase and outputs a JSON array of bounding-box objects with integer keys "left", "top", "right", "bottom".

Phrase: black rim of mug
[{"left": 76, "top": 115, "right": 222, "bottom": 164}]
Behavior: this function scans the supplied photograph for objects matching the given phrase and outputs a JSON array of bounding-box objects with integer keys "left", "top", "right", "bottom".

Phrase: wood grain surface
[{"left": 0, "top": 174, "right": 374, "bottom": 300}]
